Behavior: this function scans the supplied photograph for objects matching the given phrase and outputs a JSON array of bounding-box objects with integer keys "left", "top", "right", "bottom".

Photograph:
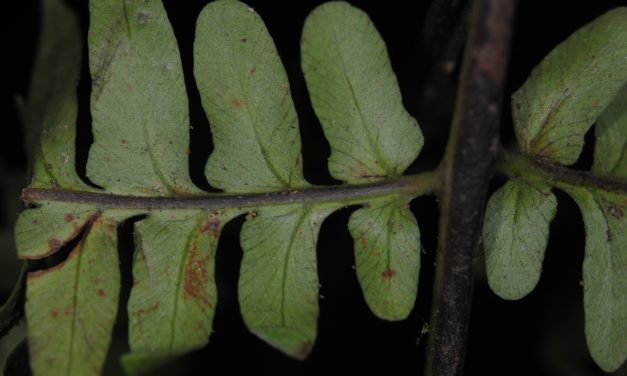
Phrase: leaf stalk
[
  {"left": 496, "top": 149, "right": 627, "bottom": 194},
  {"left": 21, "top": 171, "right": 441, "bottom": 210}
]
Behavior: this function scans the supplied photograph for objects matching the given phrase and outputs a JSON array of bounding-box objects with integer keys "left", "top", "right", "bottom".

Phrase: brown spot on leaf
[
  {"left": 106, "top": 222, "right": 116, "bottom": 234},
  {"left": 382, "top": 268, "right": 396, "bottom": 279},
  {"left": 31, "top": 219, "right": 40, "bottom": 225},
  {"left": 241, "top": 37, "right": 247, "bottom": 42},
  {"left": 50, "top": 309, "right": 59, "bottom": 318},
  {"left": 183, "top": 242, "right": 212, "bottom": 308},
  {"left": 49, "top": 238, "right": 63, "bottom": 250},
  {"left": 608, "top": 204, "right": 624, "bottom": 219},
  {"left": 64, "top": 214, "right": 75, "bottom": 222},
  {"left": 133, "top": 302, "right": 160, "bottom": 319},
  {"left": 230, "top": 97, "right": 243, "bottom": 110},
  {"left": 173, "top": 186, "right": 191, "bottom": 196},
  {"left": 97, "top": 288, "right": 106, "bottom": 297},
  {"left": 359, "top": 232, "right": 367, "bottom": 248},
  {"left": 200, "top": 217, "right": 221, "bottom": 239},
  {"left": 133, "top": 302, "right": 161, "bottom": 335},
  {"left": 349, "top": 159, "right": 381, "bottom": 180},
  {"left": 121, "top": 139, "right": 128, "bottom": 145}
]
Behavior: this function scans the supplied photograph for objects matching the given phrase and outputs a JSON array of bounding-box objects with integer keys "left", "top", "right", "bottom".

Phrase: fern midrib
[
  {"left": 231, "top": 32, "right": 291, "bottom": 189},
  {"left": 384, "top": 204, "right": 394, "bottom": 308},
  {"left": 129, "top": 32, "right": 177, "bottom": 195},
  {"left": 32, "top": 42, "right": 67, "bottom": 188},
  {"left": 65, "top": 219, "right": 96, "bottom": 376},
  {"left": 592, "top": 193, "right": 616, "bottom": 348},
  {"left": 333, "top": 30, "right": 394, "bottom": 177},
  {"left": 65, "top": 251, "right": 81, "bottom": 376},
  {"left": 170, "top": 214, "right": 204, "bottom": 349},
  {"left": 279, "top": 211, "right": 308, "bottom": 327},
  {"left": 527, "top": 32, "right": 621, "bottom": 154},
  {"left": 507, "top": 180, "right": 523, "bottom": 284}
]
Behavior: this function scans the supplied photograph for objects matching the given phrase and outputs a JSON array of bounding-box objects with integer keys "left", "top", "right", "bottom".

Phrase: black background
[{"left": 1, "top": 1, "right": 626, "bottom": 375}]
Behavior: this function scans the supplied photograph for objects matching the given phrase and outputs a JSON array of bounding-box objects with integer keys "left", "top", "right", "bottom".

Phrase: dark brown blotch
[
  {"left": 381, "top": 268, "right": 396, "bottom": 280},
  {"left": 183, "top": 242, "right": 212, "bottom": 308}
]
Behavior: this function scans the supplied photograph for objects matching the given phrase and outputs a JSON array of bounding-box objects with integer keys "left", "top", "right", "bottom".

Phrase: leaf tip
[
  {"left": 249, "top": 325, "right": 316, "bottom": 360},
  {"left": 121, "top": 352, "right": 176, "bottom": 376},
  {"left": 294, "top": 341, "right": 314, "bottom": 361}
]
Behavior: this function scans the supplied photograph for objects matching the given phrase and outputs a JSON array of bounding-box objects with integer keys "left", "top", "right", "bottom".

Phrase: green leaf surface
[
  {"left": 22, "top": 0, "right": 86, "bottom": 190},
  {"left": 301, "top": 2, "right": 424, "bottom": 323},
  {"left": 195, "top": 0, "right": 307, "bottom": 192},
  {"left": 194, "top": 0, "right": 334, "bottom": 359},
  {"left": 301, "top": 1, "right": 423, "bottom": 183},
  {"left": 16, "top": 0, "right": 432, "bottom": 369},
  {"left": 123, "top": 210, "right": 234, "bottom": 374},
  {"left": 569, "top": 189, "right": 627, "bottom": 372},
  {"left": 15, "top": 202, "right": 98, "bottom": 259},
  {"left": 25, "top": 216, "right": 120, "bottom": 376},
  {"left": 512, "top": 8, "right": 627, "bottom": 165},
  {"left": 87, "top": 0, "right": 198, "bottom": 195},
  {"left": 239, "top": 205, "right": 334, "bottom": 359},
  {"left": 483, "top": 179, "right": 557, "bottom": 300},
  {"left": 348, "top": 196, "right": 420, "bottom": 320},
  {"left": 593, "top": 84, "right": 627, "bottom": 178}
]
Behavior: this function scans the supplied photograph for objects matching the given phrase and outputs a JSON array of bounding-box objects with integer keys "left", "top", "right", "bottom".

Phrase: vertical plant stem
[{"left": 425, "top": 1, "right": 515, "bottom": 375}]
